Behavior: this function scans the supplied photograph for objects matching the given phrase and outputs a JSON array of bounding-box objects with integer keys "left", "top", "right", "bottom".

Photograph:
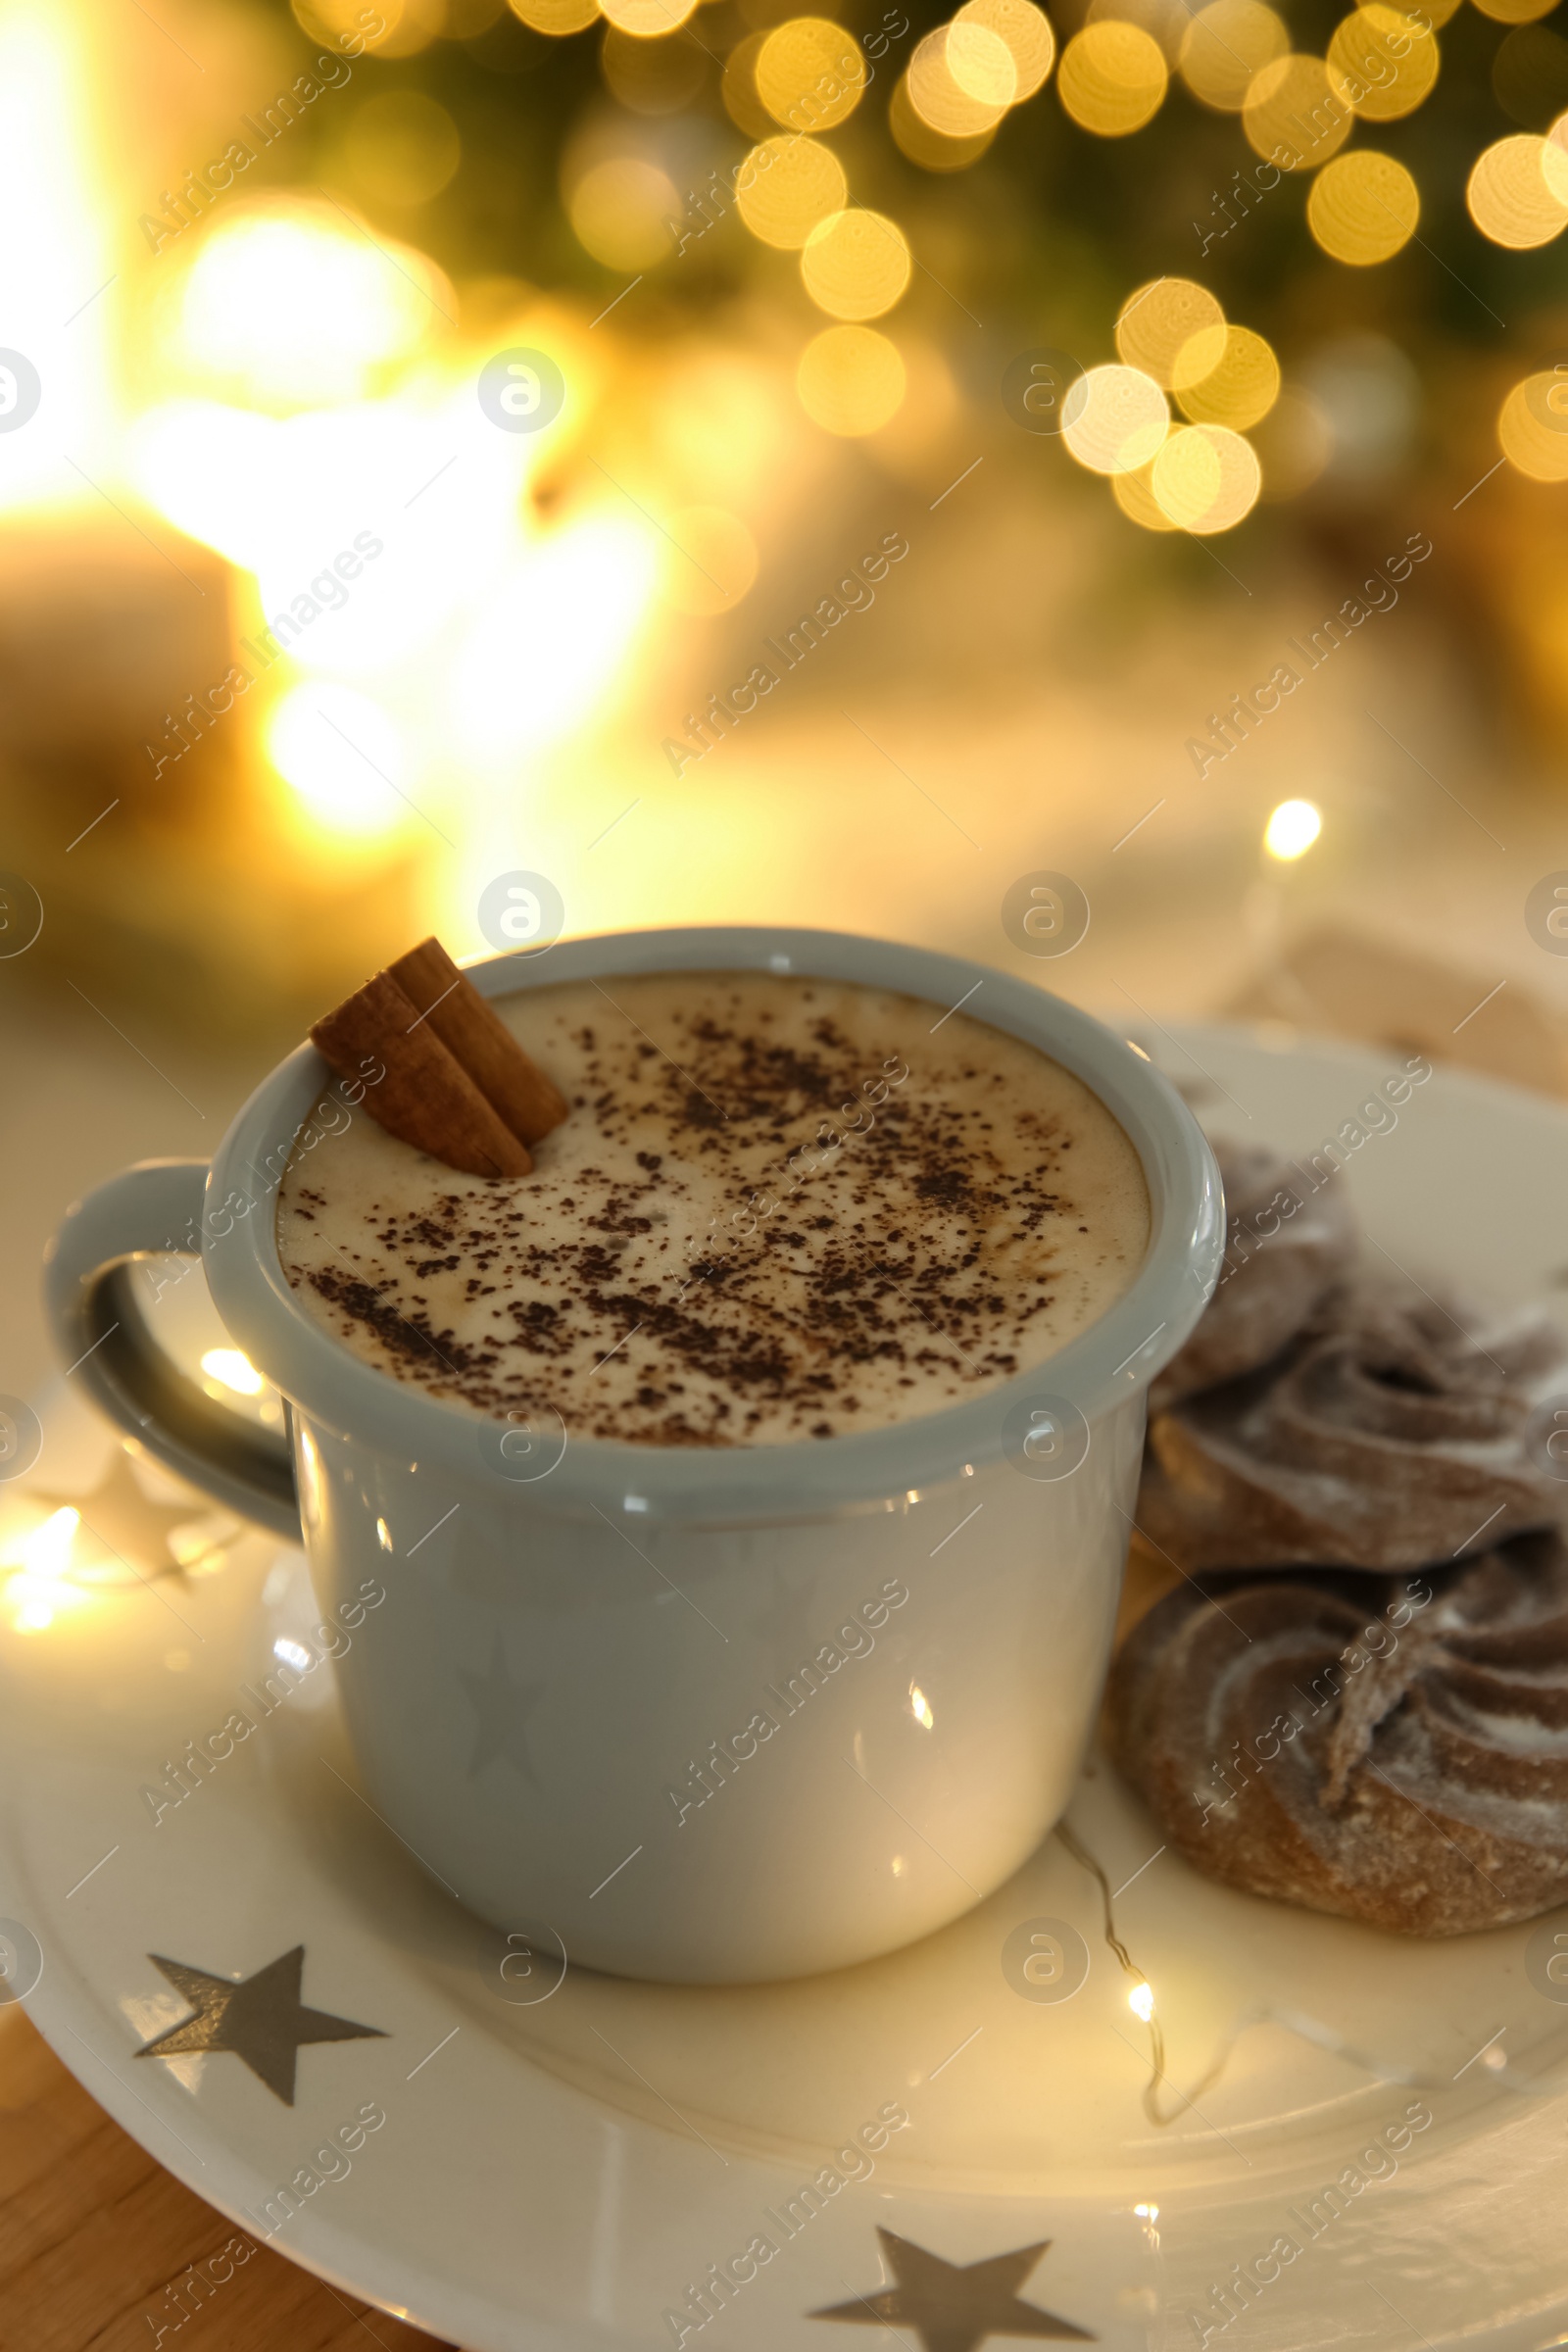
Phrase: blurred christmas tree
[{"left": 271, "top": 0, "right": 1568, "bottom": 544}]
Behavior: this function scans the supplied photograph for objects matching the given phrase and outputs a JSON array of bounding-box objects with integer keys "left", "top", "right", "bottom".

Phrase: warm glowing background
[{"left": 5, "top": 0, "right": 1568, "bottom": 1406}]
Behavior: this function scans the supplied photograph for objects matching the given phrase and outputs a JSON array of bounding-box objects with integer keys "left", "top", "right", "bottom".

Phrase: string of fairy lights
[{"left": 455, "top": 0, "right": 1568, "bottom": 529}]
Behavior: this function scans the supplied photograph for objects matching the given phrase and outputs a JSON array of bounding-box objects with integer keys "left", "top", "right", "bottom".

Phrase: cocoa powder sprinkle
[{"left": 277, "top": 972, "right": 1150, "bottom": 1446}]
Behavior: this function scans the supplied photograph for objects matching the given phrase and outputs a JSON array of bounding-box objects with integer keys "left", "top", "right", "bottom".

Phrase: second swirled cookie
[
  {"left": 1107, "top": 1535, "right": 1568, "bottom": 1936},
  {"left": 1150, "top": 1139, "right": 1355, "bottom": 1412},
  {"left": 1139, "top": 1288, "right": 1568, "bottom": 1571}
]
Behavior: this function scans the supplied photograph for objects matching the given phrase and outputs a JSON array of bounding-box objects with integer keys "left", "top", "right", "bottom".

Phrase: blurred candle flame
[{"left": 0, "top": 0, "right": 114, "bottom": 514}]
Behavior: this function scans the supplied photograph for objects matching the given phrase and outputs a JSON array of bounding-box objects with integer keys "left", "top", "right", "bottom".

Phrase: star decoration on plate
[
  {"left": 812, "top": 2230, "right": 1095, "bottom": 2352},
  {"left": 26, "top": 1448, "right": 207, "bottom": 1578},
  {"left": 459, "top": 1631, "right": 548, "bottom": 1783},
  {"left": 135, "top": 1945, "right": 387, "bottom": 2105}
]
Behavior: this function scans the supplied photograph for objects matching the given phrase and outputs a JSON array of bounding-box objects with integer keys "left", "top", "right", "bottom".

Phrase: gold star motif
[
  {"left": 813, "top": 2230, "right": 1095, "bottom": 2352},
  {"left": 135, "top": 1946, "right": 387, "bottom": 2105},
  {"left": 26, "top": 1448, "right": 209, "bottom": 1578}
]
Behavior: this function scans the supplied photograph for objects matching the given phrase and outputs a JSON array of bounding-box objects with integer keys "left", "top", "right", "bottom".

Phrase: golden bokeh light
[
  {"left": 1179, "top": 0, "right": 1287, "bottom": 111},
  {"left": 1058, "top": 23, "right": 1168, "bottom": 133},
  {"left": 1061, "top": 364, "right": 1170, "bottom": 473},
  {"left": 1116, "top": 278, "right": 1226, "bottom": 390},
  {"left": 736, "top": 134, "right": 848, "bottom": 248},
  {"left": 1498, "top": 369, "right": 1568, "bottom": 481},
  {"left": 340, "top": 92, "right": 462, "bottom": 207},
  {"left": 797, "top": 323, "right": 907, "bottom": 432},
  {"left": 568, "top": 156, "right": 679, "bottom": 268},
  {"left": 955, "top": 0, "right": 1056, "bottom": 98},
  {"left": 1151, "top": 421, "right": 1261, "bottom": 530},
  {"left": 1243, "top": 55, "right": 1352, "bottom": 170},
  {"left": 602, "top": 21, "right": 707, "bottom": 111},
  {"left": 907, "top": 27, "right": 1011, "bottom": 136},
  {"left": 293, "top": 0, "right": 401, "bottom": 40},
  {"left": 800, "top": 208, "right": 911, "bottom": 319},
  {"left": 1175, "top": 324, "right": 1280, "bottom": 426},
  {"left": 599, "top": 0, "right": 698, "bottom": 33},
  {"left": 662, "top": 505, "right": 760, "bottom": 615},
  {"left": 1306, "top": 149, "right": 1420, "bottom": 262},
  {"left": 1112, "top": 461, "right": 1179, "bottom": 529},
  {"left": 946, "top": 19, "right": 1019, "bottom": 107},
  {"left": 756, "top": 17, "right": 866, "bottom": 131},
  {"left": 301, "top": 0, "right": 441, "bottom": 54},
  {"left": 1466, "top": 134, "right": 1568, "bottom": 247},
  {"left": 509, "top": 0, "right": 600, "bottom": 27},
  {"left": 175, "top": 205, "right": 441, "bottom": 408},
  {"left": 1473, "top": 0, "right": 1558, "bottom": 22},
  {"left": 1326, "top": 6, "right": 1439, "bottom": 122},
  {"left": 1545, "top": 116, "right": 1568, "bottom": 204},
  {"left": 1264, "top": 799, "right": 1322, "bottom": 858},
  {"left": 721, "top": 29, "right": 775, "bottom": 137},
  {"left": 890, "top": 72, "right": 998, "bottom": 167}
]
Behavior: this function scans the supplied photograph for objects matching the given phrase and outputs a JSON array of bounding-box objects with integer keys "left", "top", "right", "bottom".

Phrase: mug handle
[{"left": 43, "top": 1159, "right": 302, "bottom": 1543}]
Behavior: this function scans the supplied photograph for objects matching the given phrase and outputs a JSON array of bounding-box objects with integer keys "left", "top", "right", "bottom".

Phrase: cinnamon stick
[
  {"left": 311, "top": 970, "right": 531, "bottom": 1178},
  {"left": 388, "top": 936, "right": 568, "bottom": 1147}
]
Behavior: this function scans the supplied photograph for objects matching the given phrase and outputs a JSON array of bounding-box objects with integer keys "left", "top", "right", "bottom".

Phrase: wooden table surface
[{"left": 0, "top": 2006, "right": 457, "bottom": 2352}]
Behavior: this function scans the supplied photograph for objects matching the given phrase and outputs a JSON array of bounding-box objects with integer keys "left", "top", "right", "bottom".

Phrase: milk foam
[{"left": 277, "top": 971, "right": 1150, "bottom": 1446}]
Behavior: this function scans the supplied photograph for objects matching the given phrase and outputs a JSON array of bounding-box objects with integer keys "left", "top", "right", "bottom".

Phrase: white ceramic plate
[{"left": 6, "top": 1024, "right": 1568, "bottom": 2352}]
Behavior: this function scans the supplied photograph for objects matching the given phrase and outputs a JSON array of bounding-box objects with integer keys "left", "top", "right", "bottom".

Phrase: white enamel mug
[{"left": 44, "top": 926, "right": 1221, "bottom": 1984}]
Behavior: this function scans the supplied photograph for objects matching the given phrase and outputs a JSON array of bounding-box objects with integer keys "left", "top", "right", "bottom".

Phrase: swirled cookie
[
  {"left": 1139, "top": 1289, "right": 1567, "bottom": 1570},
  {"left": 1107, "top": 1535, "right": 1568, "bottom": 1935},
  {"left": 1151, "top": 1141, "right": 1355, "bottom": 1412}
]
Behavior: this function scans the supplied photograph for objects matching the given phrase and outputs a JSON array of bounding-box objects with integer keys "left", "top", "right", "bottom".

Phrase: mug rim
[{"left": 201, "top": 923, "right": 1222, "bottom": 1524}]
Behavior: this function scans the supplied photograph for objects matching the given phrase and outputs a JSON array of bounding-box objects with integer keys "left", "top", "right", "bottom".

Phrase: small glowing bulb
[
  {"left": 910, "top": 1684, "right": 935, "bottom": 1730},
  {"left": 201, "top": 1348, "right": 265, "bottom": 1396},
  {"left": 29, "top": 1506, "right": 80, "bottom": 1571},
  {"left": 1129, "top": 1981, "right": 1155, "bottom": 2022},
  {"left": 6, "top": 1506, "right": 84, "bottom": 1635},
  {"left": 1263, "top": 798, "right": 1322, "bottom": 860}
]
